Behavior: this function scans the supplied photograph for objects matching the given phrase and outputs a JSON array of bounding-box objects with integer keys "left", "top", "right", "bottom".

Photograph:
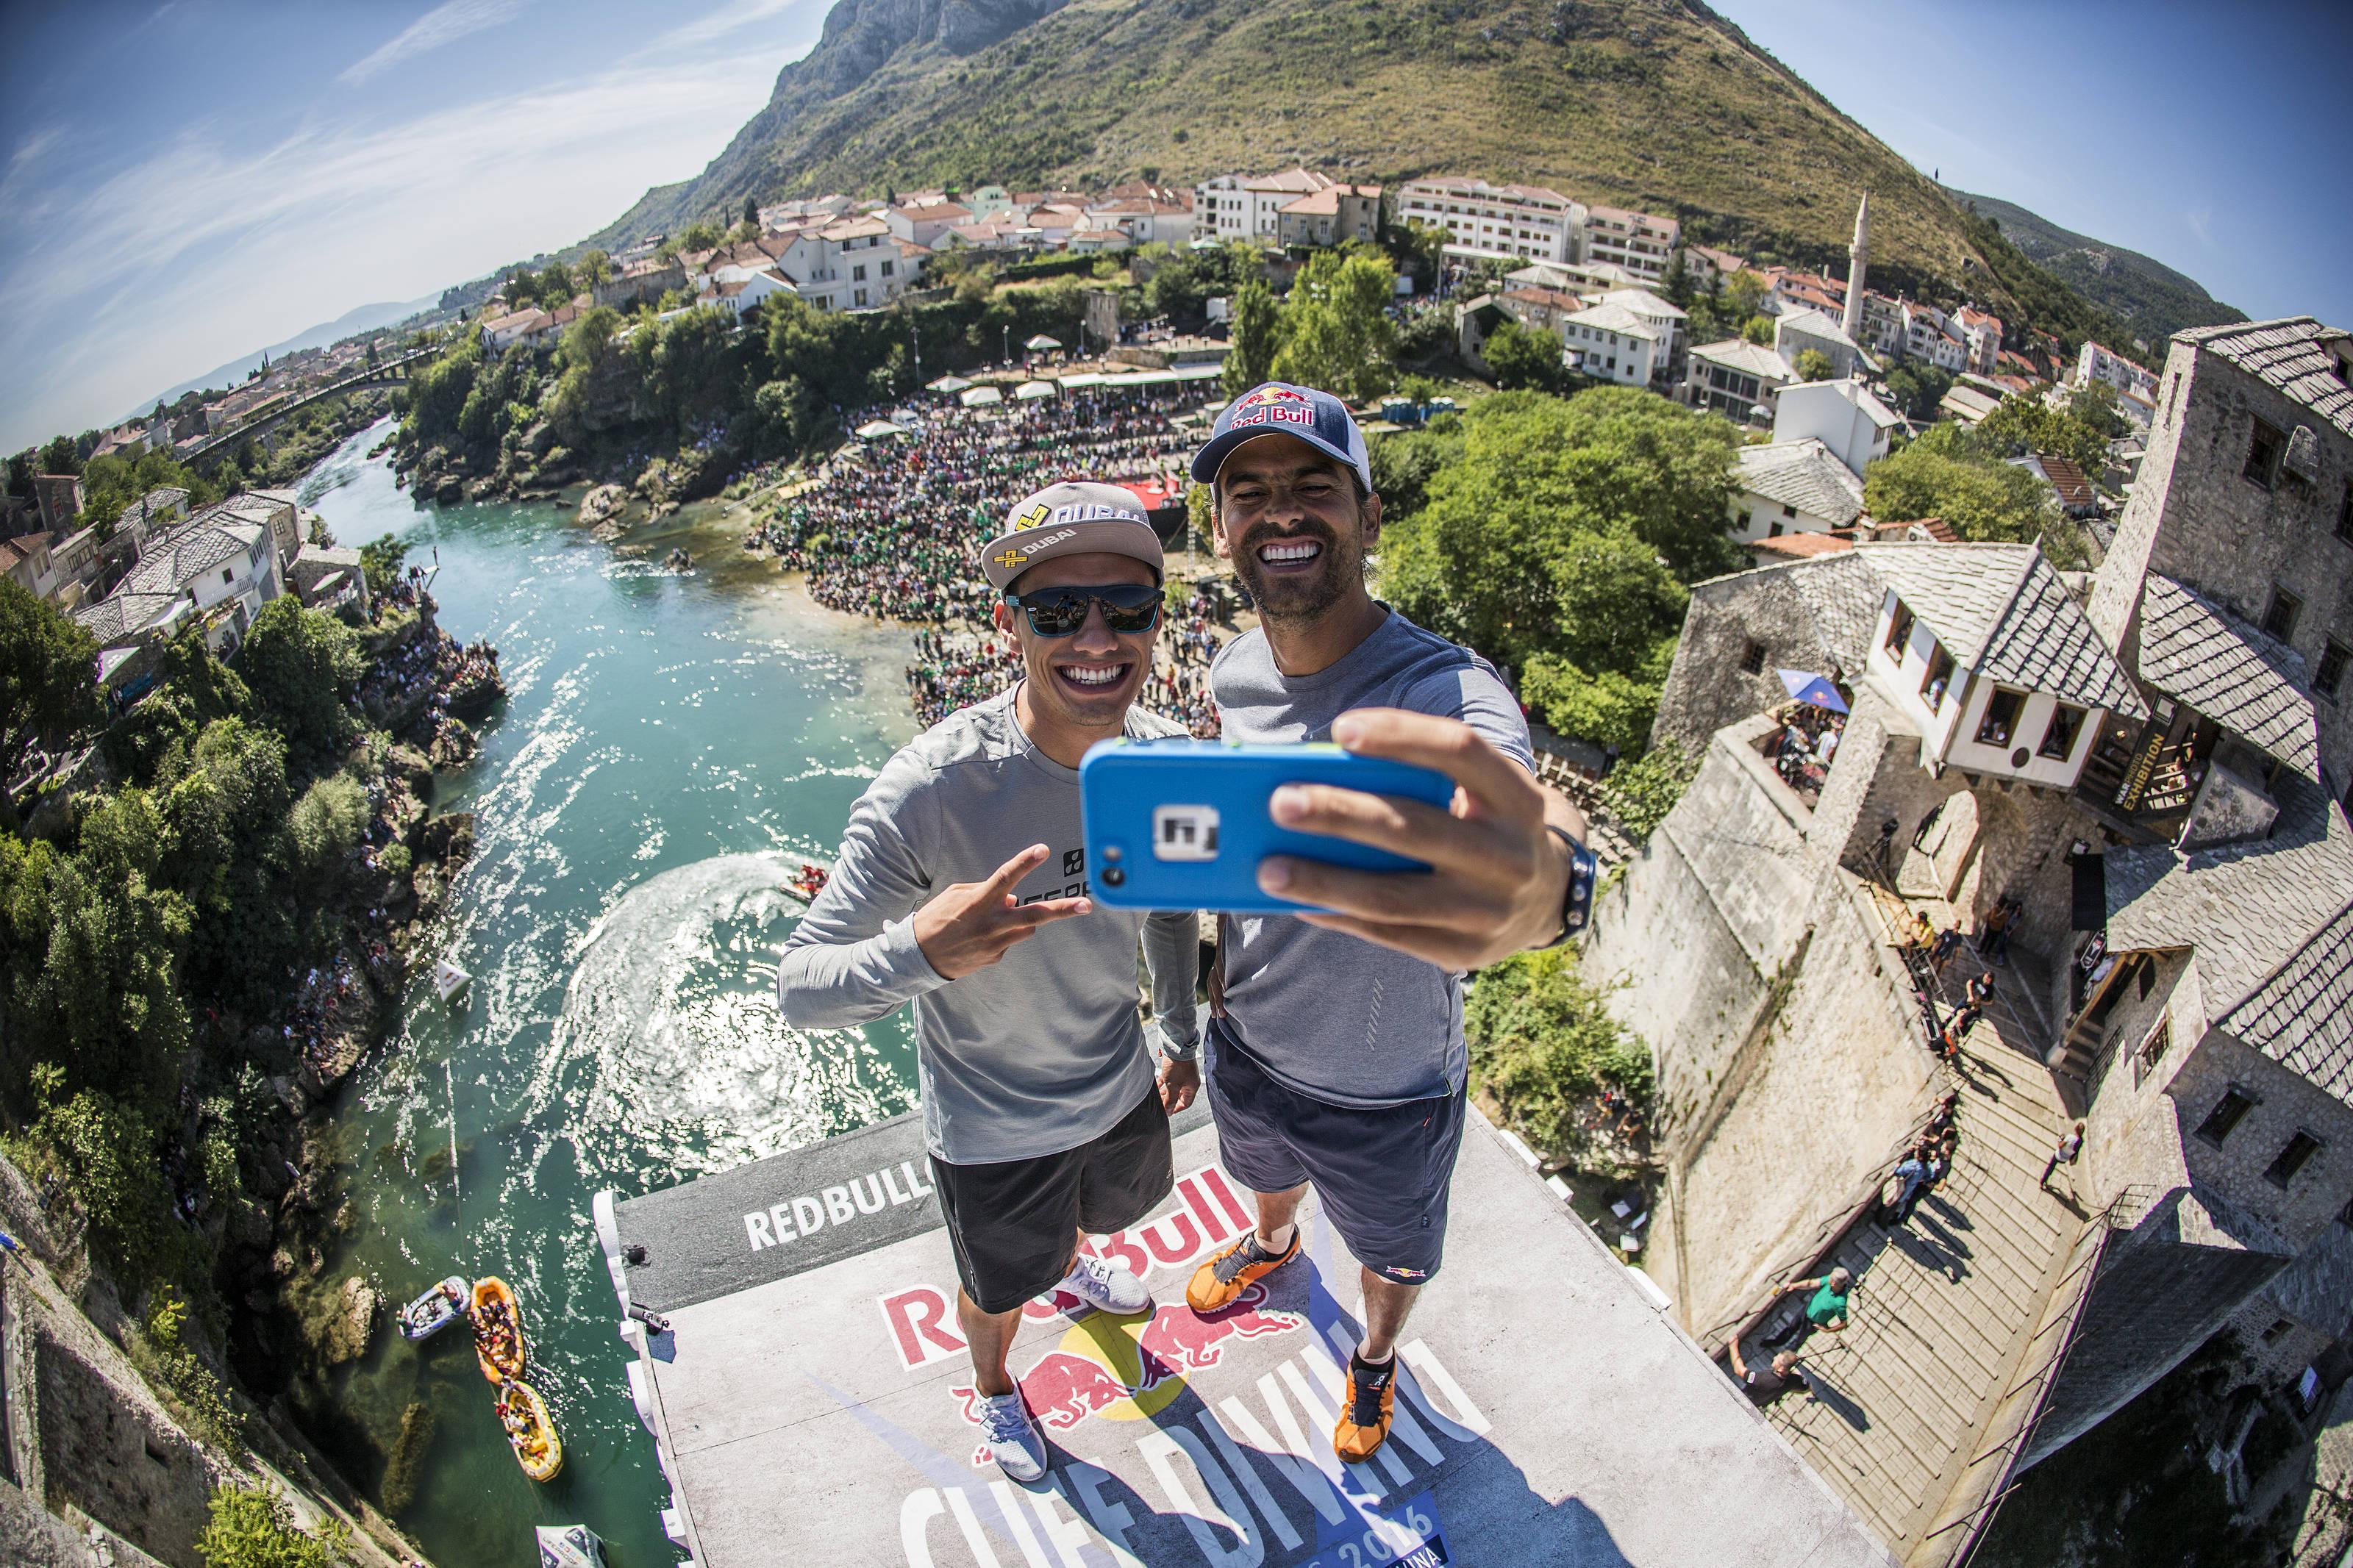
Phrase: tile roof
[
  {"left": 1563, "top": 300, "right": 1659, "bottom": 341},
  {"left": 2034, "top": 454, "right": 2096, "bottom": 509},
  {"left": 1690, "top": 338, "right": 1796, "bottom": 382},
  {"left": 1855, "top": 542, "right": 2143, "bottom": 714},
  {"left": 1777, "top": 307, "right": 1864, "bottom": 353},
  {"left": 2106, "top": 771, "right": 2353, "bottom": 1067},
  {"left": 2136, "top": 574, "right": 2318, "bottom": 777},
  {"left": 72, "top": 590, "right": 184, "bottom": 645},
  {"left": 2221, "top": 897, "right": 2353, "bottom": 1103},
  {"left": 2176, "top": 318, "right": 2353, "bottom": 440},
  {"left": 120, "top": 517, "right": 265, "bottom": 595},
  {"left": 1749, "top": 531, "right": 1854, "bottom": 561},
  {"left": 1735, "top": 438, "right": 1865, "bottom": 526},
  {"left": 1766, "top": 551, "right": 1883, "bottom": 673}
]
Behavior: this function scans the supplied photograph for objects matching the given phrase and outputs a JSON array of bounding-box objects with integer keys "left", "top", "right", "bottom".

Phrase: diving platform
[{"left": 593, "top": 1108, "right": 1894, "bottom": 1567}]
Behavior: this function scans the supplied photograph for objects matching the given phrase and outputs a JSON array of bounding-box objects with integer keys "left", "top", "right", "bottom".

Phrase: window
[
  {"left": 2340, "top": 482, "right": 2352, "bottom": 544},
  {"left": 1885, "top": 600, "right": 1915, "bottom": 657},
  {"left": 2133, "top": 1013, "right": 2170, "bottom": 1082},
  {"left": 2244, "top": 417, "right": 2285, "bottom": 487},
  {"left": 1740, "top": 640, "right": 1767, "bottom": 675},
  {"left": 1921, "top": 642, "right": 1955, "bottom": 711},
  {"left": 2040, "top": 701, "right": 2086, "bottom": 760},
  {"left": 221, "top": 567, "right": 234, "bottom": 584},
  {"left": 2138, "top": 959, "right": 2156, "bottom": 1000},
  {"left": 1768, "top": 520, "right": 1786, "bottom": 538},
  {"left": 881, "top": 259, "right": 895, "bottom": 277},
  {"left": 2262, "top": 1317, "right": 2293, "bottom": 1345},
  {"left": 2319, "top": 641, "right": 2349, "bottom": 701},
  {"left": 1781, "top": 502, "right": 1797, "bottom": 518},
  {"left": 2196, "top": 1086, "right": 2254, "bottom": 1145},
  {"left": 853, "top": 288, "right": 868, "bottom": 307},
  {"left": 1977, "top": 687, "right": 2024, "bottom": 745},
  {"left": 851, "top": 264, "right": 867, "bottom": 282},
  {"left": 2263, "top": 587, "right": 2302, "bottom": 642},
  {"left": 1737, "top": 509, "right": 1752, "bottom": 532},
  {"left": 2265, "top": 1131, "right": 2323, "bottom": 1189}
]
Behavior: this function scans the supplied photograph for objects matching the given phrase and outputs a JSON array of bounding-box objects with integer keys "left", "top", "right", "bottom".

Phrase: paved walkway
[{"left": 1756, "top": 892, "right": 2082, "bottom": 1564}]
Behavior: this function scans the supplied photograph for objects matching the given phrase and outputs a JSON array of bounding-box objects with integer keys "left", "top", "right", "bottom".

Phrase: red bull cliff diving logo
[
  {"left": 1227, "top": 384, "right": 1317, "bottom": 434},
  {"left": 875, "top": 1167, "right": 1308, "bottom": 1461}
]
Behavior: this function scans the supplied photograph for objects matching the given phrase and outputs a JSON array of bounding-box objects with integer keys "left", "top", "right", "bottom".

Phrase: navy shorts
[{"left": 1204, "top": 1017, "right": 1466, "bottom": 1285}]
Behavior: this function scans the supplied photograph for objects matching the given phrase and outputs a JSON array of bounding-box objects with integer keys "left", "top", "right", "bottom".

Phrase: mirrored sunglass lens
[{"left": 1029, "top": 595, "right": 1090, "bottom": 634}]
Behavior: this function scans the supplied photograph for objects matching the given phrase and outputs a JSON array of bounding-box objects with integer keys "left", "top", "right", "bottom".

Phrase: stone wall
[
  {"left": 1648, "top": 557, "right": 1875, "bottom": 758},
  {"left": 2088, "top": 332, "right": 2353, "bottom": 790},
  {"left": 1586, "top": 719, "right": 1941, "bottom": 1335}
]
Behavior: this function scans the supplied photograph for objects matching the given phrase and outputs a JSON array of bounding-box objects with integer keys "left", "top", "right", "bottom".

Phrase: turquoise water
[{"left": 299, "top": 422, "right": 919, "bottom": 1567}]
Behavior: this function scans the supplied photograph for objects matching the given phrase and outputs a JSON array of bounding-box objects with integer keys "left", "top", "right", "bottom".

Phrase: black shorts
[
  {"left": 1205, "top": 1016, "right": 1465, "bottom": 1285},
  {"left": 930, "top": 1086, "right": 1174, "bottom": 1314}
]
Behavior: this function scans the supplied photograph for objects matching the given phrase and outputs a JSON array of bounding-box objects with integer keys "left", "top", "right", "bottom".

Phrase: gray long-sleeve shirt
[{"left": 777, "top": 687, "right": 1199, "bottom": 1164}]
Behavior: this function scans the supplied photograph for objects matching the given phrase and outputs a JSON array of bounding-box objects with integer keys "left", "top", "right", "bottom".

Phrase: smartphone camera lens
[{"left": 1101, "top": 865, "right": 1126, "bottom": 887}]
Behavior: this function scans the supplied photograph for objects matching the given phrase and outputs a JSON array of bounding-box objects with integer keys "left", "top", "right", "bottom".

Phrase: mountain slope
[
  {"left": 129, "top": 293, "right": 441, "bottom": 421},
  {"left": 590, "top": 0, "right": 2138, "bottom": 355},
  {"left": 1950, "top": 188, "right": 2244, "bottom": 346}
]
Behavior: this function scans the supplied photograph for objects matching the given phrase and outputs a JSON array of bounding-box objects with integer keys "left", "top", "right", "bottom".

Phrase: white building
[
  {"left": 1900, "top": 301, "right": 1969, "bottom": 373},
  {"left": 1507, "top": 258, "right": 1640, "bottom": 295},
  {"left": 1560, "top": 299, "right": 1661, "bottom": 387},
  {"left": 1600, "top": 288, "right": 1686, "bottom": 368},
  {"left": 2076, "top": 340, "right": 2161, "bottom": 405},
  {"left": 1584, "top": 204, "right": 1679, "bottom": 284},
  {"left": 1729, "top": 438, "right": 1867, "bottom": 543},
  {"left": 1192, "top": 168, "right": 1334, "bottom": 243},
  {"left": 1773, "top": 377, "right": 1901, "bottom": 479},
  {"left": 85, "top": 511, "right": 285, "bottom": 658},
  {"left": 1686, "top": 339, "right": 1799, "bottom": 422},
  {"left": 763, "top": 215, "right": 908, "bottom": 312},
  {"left": 697, "top": 267, "right": 796, "bottom": 320},
  {"left": 1954, "top": 307, "right": 2005, "bottom": 377},
  {"left": 1860, "top": 541, "right": 2143, "bottom": 790},
  {"left": 1394, "top": 177, "right": 1585, "bottom": 265},
  {"left": 882, "top": 202, "right": 971, "bottom": 249},
  {"left": 1085, "top": 197, "right": 1195, "bottom": 248},
  {"left": 480, "top": 307, "right": 555, "bottom": 351}
]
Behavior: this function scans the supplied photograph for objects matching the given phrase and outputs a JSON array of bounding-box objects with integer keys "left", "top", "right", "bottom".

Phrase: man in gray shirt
[
  {"left": 777, "top": 482, "right": 1199, "bottom": 1482},
  {"left": 1180, "top": 384, "right": 1596, "bottom": 1464}
]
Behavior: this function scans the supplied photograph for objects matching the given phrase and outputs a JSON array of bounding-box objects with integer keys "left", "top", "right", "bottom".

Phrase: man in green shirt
[{"left": 1777, "top": 1266, "right": 1854, "bottom": 1333}]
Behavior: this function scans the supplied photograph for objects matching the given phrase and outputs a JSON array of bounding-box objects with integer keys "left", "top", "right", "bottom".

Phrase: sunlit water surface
[{"left": 299, "top": 422, "right": 918, "bottom": 1566}]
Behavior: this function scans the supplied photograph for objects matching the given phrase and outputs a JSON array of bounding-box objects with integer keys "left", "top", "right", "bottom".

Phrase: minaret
[{"left": 1842, "top": 193, "right": 1870, "bottom": 340}]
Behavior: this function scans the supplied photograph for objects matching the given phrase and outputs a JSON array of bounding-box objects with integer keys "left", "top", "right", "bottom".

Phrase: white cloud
[
  {"left": 647, "top": 0, "right": 824, "bottom": 54},
  {"left": 2184, "top": 207, "right": 2213, "bottom": 248},
  {"left": 0, "top": 42, "right": 804, "bottom": 448},
  {"left": 340, "top": 0, "right": 530, "bottom": 84}
]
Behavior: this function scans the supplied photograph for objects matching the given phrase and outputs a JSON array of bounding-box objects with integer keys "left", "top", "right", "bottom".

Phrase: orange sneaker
[
  {"left": 1185, "top": 1227, "right": 1300, "bottom": 1311},
  {"left": 1335, "top": 1353, "right": 1396, "bottom": 1462}
]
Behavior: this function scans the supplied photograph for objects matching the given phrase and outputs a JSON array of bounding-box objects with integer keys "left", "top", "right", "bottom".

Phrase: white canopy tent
[
  {"left": 958, "top": 385, "right": 1004, "bottom": 408},
  {"left": 852, "top": 420, "right": 909, "bottom": 440},
  {"left": 1024, "top": 334, "right": 1064, "bottom": 351},
  {"left": 1013, "top": 380, "right": 1058, "bottom": 401},
  {"left": 924, "top": 374, "right": 974, "bottom": 393}
]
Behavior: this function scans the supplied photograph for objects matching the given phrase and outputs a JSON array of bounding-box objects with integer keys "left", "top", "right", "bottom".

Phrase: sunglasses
[{"left": 1003, "top": 582, "right": 1162, "bottom": 637}]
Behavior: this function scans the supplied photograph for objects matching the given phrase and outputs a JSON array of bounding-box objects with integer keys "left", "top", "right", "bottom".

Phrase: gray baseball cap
[{"left": 979, "top": 480, "right": 1165, "bottom": 592}]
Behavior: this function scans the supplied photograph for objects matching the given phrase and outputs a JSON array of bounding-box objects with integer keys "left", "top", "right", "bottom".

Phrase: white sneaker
[
  {"left": 1058, "top": 1253, "right": 1151, "bottom": 1315},
  {"left": 976, "top": 1391, "right": 1047, "bottom": 1482}
]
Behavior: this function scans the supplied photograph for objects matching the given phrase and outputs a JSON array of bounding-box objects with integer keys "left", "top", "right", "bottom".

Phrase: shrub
[
  {"left": 1466, "top": 948, "right": 1652, "bottom": 1175},
  {"left": 196, "top": 1483, "right": 352, "bottom": 1568},
  {"left": 1600, "top": 742, "right": 1701, "bottom": 844}
]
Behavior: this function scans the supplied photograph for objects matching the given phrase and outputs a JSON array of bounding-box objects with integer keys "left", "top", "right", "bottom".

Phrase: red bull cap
[{"left": 1191, "top": 381, "right": 1374, "bottom": 495}]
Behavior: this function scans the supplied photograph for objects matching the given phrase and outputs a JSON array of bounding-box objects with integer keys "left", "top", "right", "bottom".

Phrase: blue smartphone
[{"left": 1079, "top": 738, "right": 1456, "bottom": 912}]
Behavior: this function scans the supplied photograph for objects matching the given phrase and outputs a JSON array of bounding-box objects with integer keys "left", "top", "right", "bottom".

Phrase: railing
[
  {"left": 1927, "top": 1183, "right": 2160, "bottom": 1565},
  {"left": 185, "top": 348, "right": 435, "bottom": 462}
]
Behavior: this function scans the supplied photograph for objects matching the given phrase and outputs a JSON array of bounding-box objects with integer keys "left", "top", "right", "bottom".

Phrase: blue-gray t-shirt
[{"left": 1210, "top": 607, "right": 1534, "bottom": 1108}]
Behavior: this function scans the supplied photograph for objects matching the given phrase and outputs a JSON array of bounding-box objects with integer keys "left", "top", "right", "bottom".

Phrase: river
[{"left": 297, "top": 420, "right": 919, "bottom": 1567}]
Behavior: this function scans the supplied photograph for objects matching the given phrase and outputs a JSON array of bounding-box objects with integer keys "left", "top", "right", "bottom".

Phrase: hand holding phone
[{"left": 1079, "top": 740, "right": 1455, "bottom": 913}]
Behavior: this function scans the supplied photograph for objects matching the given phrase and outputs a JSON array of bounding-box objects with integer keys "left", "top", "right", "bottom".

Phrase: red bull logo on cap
[{"left": 1233, "top": 385, "right": 1312, "bottom": 410}]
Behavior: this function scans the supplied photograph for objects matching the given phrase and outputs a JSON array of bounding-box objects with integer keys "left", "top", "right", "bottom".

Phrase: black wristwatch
[{"left": 1538, "top": 826, "right": 1599, "bottom": 948}]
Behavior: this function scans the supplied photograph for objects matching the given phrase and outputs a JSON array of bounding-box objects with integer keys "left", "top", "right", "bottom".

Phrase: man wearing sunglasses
[
  {"left": 1180, "top": 382, "right": 1596, "bottom": 1464},
  {"left": 776, "top": 481, "right": 1199, "bottom": 1483}
]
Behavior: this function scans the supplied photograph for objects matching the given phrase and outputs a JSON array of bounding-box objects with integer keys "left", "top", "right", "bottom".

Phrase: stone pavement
[{"left": 1754, "top": 901, "right": 2082, "bottom": 1564}]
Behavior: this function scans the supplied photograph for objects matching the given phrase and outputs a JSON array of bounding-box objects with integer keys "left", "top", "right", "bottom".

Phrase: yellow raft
[
  {"left": 498, "top": 1378, "right": 563, "bottom": 1482},
  {"left": 472, "top": 1275, "right": 526, "bottom": 1384}
]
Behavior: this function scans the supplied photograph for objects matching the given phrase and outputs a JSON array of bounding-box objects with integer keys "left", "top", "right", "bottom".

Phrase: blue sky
[
  {"left": 1714, "top": 0, "right": 2353, "bottom": 334},
  {"left": 4, "top": 0, "right": 2348, "bottom": 456}
]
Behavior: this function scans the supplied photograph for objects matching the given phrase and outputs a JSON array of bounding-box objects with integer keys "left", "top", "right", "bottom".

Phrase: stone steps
[{"left": 1760, "top": 975, "right": 2076, "bottom": 1564}]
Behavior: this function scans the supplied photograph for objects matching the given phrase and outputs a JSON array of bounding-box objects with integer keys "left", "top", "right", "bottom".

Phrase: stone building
[{"left": 1613, "top": 333, "right": 2353, "bottom": 1550}]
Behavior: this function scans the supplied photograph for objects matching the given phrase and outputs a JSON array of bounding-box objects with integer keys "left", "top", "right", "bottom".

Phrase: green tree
[
  {"left": 752, "top": 376, "right": 816, "bottom": 459},
  {"left": 1465, "top": 947, "right": 1652, "bottom": 1174},
  {"left": 576, "top": 248, "right": 614, "bottom": 290},
  {"left": 0, "top": 578, "right": 101, "bottom": 798},
  {"left": 1740, "top": 315, "right": 1775, "bottom": 346},
  {"left": 357, "top": 534, "right": 408, "bottom": 601},
  {"left": 679, "top": 218, "right": 724, "bottom": 254},
  {"left": 1482, "top": 318, "right": 1568, "bottom": 392},
  {"left": 38, "top": 434, "right": 80, "bottom": 476},
  {"left": 1599, "top": 742, "right": 1700, "bottom": 842},
  {"left": 1793, "top": 348, "right": 1835, "bottom": 382},
  {"left": 1222, "top": 277, "right": 1279, "bottom": 397},
  {"left": 1883, "top": 362, "right": 1954, "bottom": 421},
  {"left": 195, "top": 1483, "right": 353, "bottom": 1568},
  {"left": 19, "top": 1074, "right": 174, "bottom": 1281},
  {"left": 235, "top": 598, "right": 364, "bottom": 770},
  {"left": 742, "top": 194, "right": 760, "bottom": 228},
  {"left": 1721, "top": 270, "right": 1768, "bottom": 324},
  {"left": 1865, "top": 423, "right": 2082, "bottom": 565},
  {"left": 1382, "top": 219, "right": 1449, "bottom": 294},
  {"left": 5, "top": 451, "right": 33, "bottom": 498},
  {"left": 1270, "top": 251, "right": 1397, "bottom": 403}
]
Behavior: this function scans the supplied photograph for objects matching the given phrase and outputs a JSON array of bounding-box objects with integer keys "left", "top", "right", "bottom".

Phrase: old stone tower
[{"left": 1842, "top": 192, "right": 1871, "bottom": 341}]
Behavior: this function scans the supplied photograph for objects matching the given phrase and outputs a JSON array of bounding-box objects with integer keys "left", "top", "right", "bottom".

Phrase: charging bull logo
[
  {"left": 949, "top": 1283, "right": 1303, "bottom": 1466},
  {"left": 1226, "top": 384, "right": 1318, "bottom": 436},
  {"left": 1233, "top": 386, "right": 1311, "bottom": 411}
]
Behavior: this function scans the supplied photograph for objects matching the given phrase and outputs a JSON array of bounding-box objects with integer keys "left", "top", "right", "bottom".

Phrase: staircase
[{"left": 1754, "top": 914, "right": 2081, "bottom": 1564}]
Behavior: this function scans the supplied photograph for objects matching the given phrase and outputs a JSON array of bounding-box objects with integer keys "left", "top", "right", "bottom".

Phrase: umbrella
[
  {"left": 1013, "top": 379, "right": 1057, "bottom": 401},
  {"left": 1024, "top": 334, "right": 1063, "bottom": 351},
  {"left": 852, "top": 420, "right": 907, "bottom": 440},
  {"left": 959, "top": 385, "right": 1004, "bottom": 407},
  {"left": 924, "top": 374, "right": 974, "bottom": 393},
  {"left": 1777, "top": 669, "right": 1849, "bottom": 715}
]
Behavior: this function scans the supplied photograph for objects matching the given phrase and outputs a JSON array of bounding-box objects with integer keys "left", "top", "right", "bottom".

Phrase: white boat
[
  {"left": 536, "top": 1524, "right": 607, "bottom": 1568},
  {"left": 398, "top": 1275, "right": 471, "bottom": 1342},
  {"left": 434, "top": 961, "right": 471, "bottom": 1004}
]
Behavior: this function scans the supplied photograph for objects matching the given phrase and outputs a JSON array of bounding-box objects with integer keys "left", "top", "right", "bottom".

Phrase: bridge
[{"left": 184, "top": 346, "right": 437, "bottom": 464}]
